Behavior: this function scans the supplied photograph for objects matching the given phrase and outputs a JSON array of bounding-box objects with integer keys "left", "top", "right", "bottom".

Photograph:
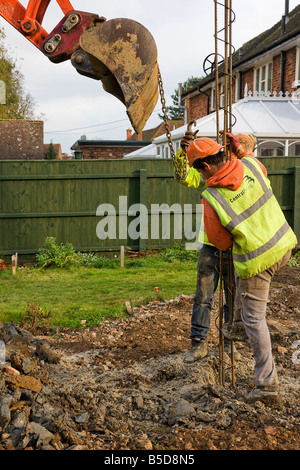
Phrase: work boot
[
  {"left": 184, "top": 339, "right": 208, "bottom": 363},
  {"left": 246, "top": 385, "right": 282, "bottom": 406},
  {"left": 222, "top": 321, "right": 248, "bottom": 342},
  {"left": 224, "top": 343, "right": 243, "bottom": 361}
]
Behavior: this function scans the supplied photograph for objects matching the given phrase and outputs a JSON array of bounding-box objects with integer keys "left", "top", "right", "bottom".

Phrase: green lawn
[{"left": 0, "top": 252, "right": 198, "bottom": 330}]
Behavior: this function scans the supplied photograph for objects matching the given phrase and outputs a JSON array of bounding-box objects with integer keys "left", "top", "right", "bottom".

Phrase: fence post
[
  {"left": 139, "top": 169, "right": 147, "bottom": 252},
  {"left": 293, "top": 167, "right": 300, "bottom": 241}
]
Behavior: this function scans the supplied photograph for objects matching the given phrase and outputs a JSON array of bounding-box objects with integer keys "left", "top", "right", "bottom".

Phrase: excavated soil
[{"left": 0, "top": 265, "right": 299, "bottom": 451}]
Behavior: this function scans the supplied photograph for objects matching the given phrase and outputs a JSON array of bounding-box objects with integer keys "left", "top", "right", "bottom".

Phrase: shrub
[{"left": 36, "top": 237, "right": 79, "bottom": 268}]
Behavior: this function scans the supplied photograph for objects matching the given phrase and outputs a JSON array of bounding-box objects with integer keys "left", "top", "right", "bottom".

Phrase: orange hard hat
[
  {"left": 187, "top": 138, "right": 224, "bottom": 167},
  {"left": 235, "top": 133, "right": 257, "bottom": 155}
]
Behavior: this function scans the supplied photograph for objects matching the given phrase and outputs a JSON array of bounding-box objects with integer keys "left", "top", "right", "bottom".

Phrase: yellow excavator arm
[{"left": 0, "top": 0, "right": 159, "bottom": 133}]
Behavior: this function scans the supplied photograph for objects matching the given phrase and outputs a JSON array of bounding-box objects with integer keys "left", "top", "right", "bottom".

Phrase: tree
[
  {"left": 159, "top": 76, "right": 203, "bottom": 121},
  {"left": 44, "top": 142, "right": 57, "bottom": 160},
  {"left": 0, "top": 28, "right": 37, "bottom": 119}
]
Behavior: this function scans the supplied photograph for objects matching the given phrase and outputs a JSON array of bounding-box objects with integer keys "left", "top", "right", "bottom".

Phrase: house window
[
  {"left": 288, "top": 140, "right": 300, "bottom": 155},
  {"left": 254, "top": 62, "right": 272, "bottom": 94},
  {"left": 211, "top": 82, "right": 225, "bottom": 111},
  {"left": 219, "top": 82, "right": 225, "bottom": 109},
  {"left": 161, "top": 145, "right": 169, "bottom": 159},
  {"left": 235, "top": 73, "right": 241, "bottom": 101},
  {"left": 293, "top": 47, "right": 300, "bottom": 88},
  {"left": 258, "top": 139, "right": 285, "bottom": 156},
  {"left": 211, "top": 87, "right": 216, "bottom": 111}
]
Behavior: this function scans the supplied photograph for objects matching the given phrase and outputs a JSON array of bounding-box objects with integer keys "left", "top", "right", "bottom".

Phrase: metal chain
[{"left": 157, "top": 65, "right": 187, "bottom": 180}]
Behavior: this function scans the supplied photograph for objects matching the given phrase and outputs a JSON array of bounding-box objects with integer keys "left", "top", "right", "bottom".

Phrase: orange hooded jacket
[{"left": 203, "top": 156, "right": 268, "bottom": 250}]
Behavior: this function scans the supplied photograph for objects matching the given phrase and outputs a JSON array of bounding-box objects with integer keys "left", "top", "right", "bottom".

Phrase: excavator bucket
[{"left": 78, "top": 18, "right": 159, "bottom": 134}]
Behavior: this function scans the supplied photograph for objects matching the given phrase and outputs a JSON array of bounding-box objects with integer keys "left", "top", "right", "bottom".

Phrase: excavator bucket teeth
[{"left": 79, "top": 18, "right": 159, "bottom": 134}]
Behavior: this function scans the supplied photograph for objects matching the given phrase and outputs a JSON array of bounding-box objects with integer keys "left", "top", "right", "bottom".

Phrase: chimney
[
  {"left": 126, "top": 129, "right": 132, "bottom": 140},
  {"left": 137, "top": 132, "right": 143, "bottom": 141}
]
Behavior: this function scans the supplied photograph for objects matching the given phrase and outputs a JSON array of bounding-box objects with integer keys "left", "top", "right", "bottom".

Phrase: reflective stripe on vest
[
  {"left": 205, "top": 158, "right": 274, "bottom": 233},
  {"left": 233, "top": 221, "right": 290, "bottom": 263},
  {"left": 202, "top": 157, "right": 297, "bottom": 277}
]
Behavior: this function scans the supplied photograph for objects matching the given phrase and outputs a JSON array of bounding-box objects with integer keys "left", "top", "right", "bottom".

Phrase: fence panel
[{"left": 0, "top": 156, "right": 299, "bottom": 261}]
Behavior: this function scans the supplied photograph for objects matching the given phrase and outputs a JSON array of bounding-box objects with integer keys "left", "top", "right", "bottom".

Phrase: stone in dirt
[
  {"left": 23, "top": 422, "right": 54, "bottom": 449},
  {"left": 4, "top": 373, "right": 41, "bottom": 393}
]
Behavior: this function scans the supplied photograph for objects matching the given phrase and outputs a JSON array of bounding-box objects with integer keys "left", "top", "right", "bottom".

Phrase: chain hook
[{"left": 187, "top": 119, "right": 199, "bottom": 137}]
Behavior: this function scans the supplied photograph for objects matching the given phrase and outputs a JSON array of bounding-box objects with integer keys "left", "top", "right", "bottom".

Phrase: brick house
[
  {"left": 0, "top": 120, "right": 65, "bottom": 160},
  {"left": 135, "top": 3, "right": 300, "bottom": 161},
  {"left": 70, "top": 121, "right": 183, "bottom": 159},
  {"left": 129, "top": 121, "right": 184, "bottom": 142},
  {"left": 183, "top": 3, "right": 300, "bottom": 122},
  {"left": 0, "top": 120, "right": 44, "bottom": 160}
]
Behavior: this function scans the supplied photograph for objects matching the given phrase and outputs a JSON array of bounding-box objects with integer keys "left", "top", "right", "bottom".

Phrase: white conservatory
[{"left": 124, "top": 90, "right": 300, "bottom": 159}]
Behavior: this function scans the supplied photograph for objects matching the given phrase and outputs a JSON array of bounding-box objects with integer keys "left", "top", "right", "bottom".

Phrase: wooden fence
[{"left": 0, "top": 156, "right": 299, "bottom": 261}]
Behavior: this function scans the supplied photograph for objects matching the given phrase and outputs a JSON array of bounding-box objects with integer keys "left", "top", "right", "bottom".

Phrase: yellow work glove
[
  {"left": 174, "top": 148, "right": 189, "bottom": 177},
  {"left": 174, "top": 149, "right": 203, "bottom": 188}
]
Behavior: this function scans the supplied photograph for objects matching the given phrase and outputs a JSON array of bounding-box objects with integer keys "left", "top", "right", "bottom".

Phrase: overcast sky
[{"left": 0, "top": 0, "right": 299, "bottom": 154}]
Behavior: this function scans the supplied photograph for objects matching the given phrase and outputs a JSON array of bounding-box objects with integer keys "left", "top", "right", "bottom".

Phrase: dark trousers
[{"left": 190, "top": 244, "right": 235, "bottom": 342}]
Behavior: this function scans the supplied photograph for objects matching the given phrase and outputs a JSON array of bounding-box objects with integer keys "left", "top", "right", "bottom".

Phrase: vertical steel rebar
[
  {"left": 214, "top": 0, "right": 225, "bottom": 386},
  {"left": 214, "top": 0, "right": 220, "bottom": 138},
  {"left": 223, "top": 0, "right": 229, "bottom": 150},
  {"left": 228, "top": 0, "right": 236, "bottom": 389},
  {"left": 214, "top": 0, "right": 236, "bottom": 388},
  {"left": 228, "top": 0, "right": 233, "bottom": 137}
]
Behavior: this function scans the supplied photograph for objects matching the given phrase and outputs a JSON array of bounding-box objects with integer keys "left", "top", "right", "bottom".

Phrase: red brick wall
[
  {"left": 195, "top": 93, "right": 210, "bottom": 119},
  {"left": 283, "top": 47, "right": 296, "bottom": 92},
  {"left": 0, "top": 120, "right": 44, "bottom": 160},
  {"left": 187, "top": 92, "right": 211, "bottom": 121},
  {"left": 81, "top": 145, "right": 146, "bottom": 159},
  {"left": 241, "top": 69, "right": 254, "bottom": 95},
  {"left": 186, "top": 45, "right": 298, "bottom": 121},
  {"left": 272, "top": 54, "right": 281, "bottom": 92},
  {"left": 272, "top": 48, "right": 296, "bottom": 93},
  {"left": 242, "top": 47, "right": 296, "bottom": 96}
]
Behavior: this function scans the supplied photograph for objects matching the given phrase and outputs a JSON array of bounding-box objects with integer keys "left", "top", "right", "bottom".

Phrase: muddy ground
[{"left": 0, "top": 264, "right": 299, "bottom": 451}]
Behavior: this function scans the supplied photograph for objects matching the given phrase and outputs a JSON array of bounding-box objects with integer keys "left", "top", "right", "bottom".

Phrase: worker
[
  {"left": 173, "top": 132, "right": 250, "bottom": 363},
  {"left": 184, "top": 133, "right": 297, "bottom": 403}
]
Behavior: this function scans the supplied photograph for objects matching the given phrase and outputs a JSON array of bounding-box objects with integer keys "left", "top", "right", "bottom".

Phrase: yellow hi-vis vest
[{"left": 201, "top": 157, "right": 297, "bottom": 278}]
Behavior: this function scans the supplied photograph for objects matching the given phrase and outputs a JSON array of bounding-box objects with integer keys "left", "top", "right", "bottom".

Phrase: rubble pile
[{"left": 0, "top": 323, "right": 66, "bottom": 450}]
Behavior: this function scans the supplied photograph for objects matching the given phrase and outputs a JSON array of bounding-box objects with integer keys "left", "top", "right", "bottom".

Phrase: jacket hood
[{"left": 206, "top": 159, "right": 244, "bottom": 191}]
